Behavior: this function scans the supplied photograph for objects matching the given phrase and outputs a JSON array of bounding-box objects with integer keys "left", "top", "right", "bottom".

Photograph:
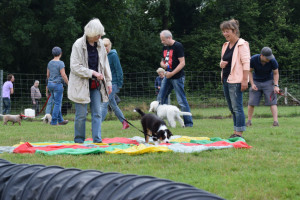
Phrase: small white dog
[
  {"left": 41, "top": 114, "right": 52, "bottom": 124},
  {"left": 149, "top": 101, "right": 192, "bottom": 128}
]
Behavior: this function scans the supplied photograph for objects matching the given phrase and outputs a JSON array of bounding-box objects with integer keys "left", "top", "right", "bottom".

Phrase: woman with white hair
[{"left": 68, "top": 18, "right": 112, "bottom": 143}]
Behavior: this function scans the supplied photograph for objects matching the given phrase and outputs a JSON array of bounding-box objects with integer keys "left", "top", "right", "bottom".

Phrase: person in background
[
  {"left": 31, "top": 80, "right": 42, "bottom": 116},
  {"left": 247, "top": 47, "right": 280, "bottom": 127},
  {"left": 47, "top": 46, "right": 69, "bottom": 125},
  {"left": 155, "top": 67, "right": 170, "bottom": 104},
  {"left": 155, "top": 67, "right": 165, "bottom": 95},
  {"left": 68, "top": 18, "right": 112, "bottom": 143},
  {"left": 157, "top": 30, "right": 193, "bottom": 127},
  {"left": 2, "top": 74, "right": 14, "bottom": 114},
  {"left": 220, "top": 19, "right": 250, "bottom": 138},
  {"left": 101, "top": 38, "right": 129, "bottom": 129}
]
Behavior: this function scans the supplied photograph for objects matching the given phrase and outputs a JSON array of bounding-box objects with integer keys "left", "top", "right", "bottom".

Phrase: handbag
[{"left": 90, "top": 79, "right": 100, "bottom": 89}]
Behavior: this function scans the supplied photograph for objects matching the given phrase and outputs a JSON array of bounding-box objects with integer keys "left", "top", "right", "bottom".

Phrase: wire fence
[{"left": 1, "top": 69, "right": 299, "bottom": 115}]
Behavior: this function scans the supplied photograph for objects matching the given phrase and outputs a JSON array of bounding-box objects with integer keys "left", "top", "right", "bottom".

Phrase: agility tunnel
[{"left": 0, "top": 159, "right": 225, "bottom": 200}]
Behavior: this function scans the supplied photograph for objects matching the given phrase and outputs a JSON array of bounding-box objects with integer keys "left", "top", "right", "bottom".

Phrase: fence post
[
  {"left": 284, "top": 87, "right": 288, "bottom": 105},
  {"left": 0, "top": 70, "right": 3, "bottom": 114}
]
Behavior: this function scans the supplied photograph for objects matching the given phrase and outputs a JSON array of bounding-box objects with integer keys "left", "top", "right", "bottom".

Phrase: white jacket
[{"left": 68, "top": 35, "right": 112, "bottom": 103}]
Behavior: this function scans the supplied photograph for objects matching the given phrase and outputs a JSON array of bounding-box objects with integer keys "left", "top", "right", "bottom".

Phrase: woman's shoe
[{"left": 122, "top": 120, "right": 129, "bottom": 129}]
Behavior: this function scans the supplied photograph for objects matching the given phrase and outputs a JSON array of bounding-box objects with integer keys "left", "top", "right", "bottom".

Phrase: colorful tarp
[{"left": 10, "top": 135, "right": 251, "bottom": 155}]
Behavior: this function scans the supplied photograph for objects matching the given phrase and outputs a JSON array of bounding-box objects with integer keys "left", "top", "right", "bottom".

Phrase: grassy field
[{"left": 0, "top": 106, "right": 300, "bottom": 200}]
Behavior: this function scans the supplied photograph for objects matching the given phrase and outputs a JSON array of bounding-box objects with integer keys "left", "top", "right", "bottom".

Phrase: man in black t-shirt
[{"left": 157, "top": 30, "right": 193, "bottom": 127}]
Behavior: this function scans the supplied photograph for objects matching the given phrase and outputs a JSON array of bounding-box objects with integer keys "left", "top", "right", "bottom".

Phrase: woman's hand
[
  {"left": 107, "top": 86, "right": 112, "bottom": 95},
  {"left": 220, "top": 61, "right": 228, "bottom": 68},
  {"left": 241, "top": 80, "right": 248, "bottom": 92},
  {"left": 93, "top": 71, "right": 104, "bottom": 80}
]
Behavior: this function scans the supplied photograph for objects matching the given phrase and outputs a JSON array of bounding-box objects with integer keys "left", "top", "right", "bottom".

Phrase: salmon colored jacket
[{"left": 220, "top": 38, "right": 250, "bottom": 83}]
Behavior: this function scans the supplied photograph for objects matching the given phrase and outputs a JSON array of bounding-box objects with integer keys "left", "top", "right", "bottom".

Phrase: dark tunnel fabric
[{"left": 0, "top": 159, "right": 225, "bottom": 200}]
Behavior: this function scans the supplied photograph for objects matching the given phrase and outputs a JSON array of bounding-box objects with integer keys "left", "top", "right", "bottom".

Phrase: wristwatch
[{"left": 274, "top": 84, "right": 279, "bottom": 87}]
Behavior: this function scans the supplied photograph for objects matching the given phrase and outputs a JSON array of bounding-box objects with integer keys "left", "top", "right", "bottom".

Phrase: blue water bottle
[{"left": 165, "top": 60, "right": 171, "bottom": 72}]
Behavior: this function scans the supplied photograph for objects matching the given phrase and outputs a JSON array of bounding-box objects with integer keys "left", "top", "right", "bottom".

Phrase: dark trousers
[
  {"left": 3, "top": 98, "right": 11, "bottom": 114},
  {"left": 32, "top": 99, "right": 40, "bottom": 116}
]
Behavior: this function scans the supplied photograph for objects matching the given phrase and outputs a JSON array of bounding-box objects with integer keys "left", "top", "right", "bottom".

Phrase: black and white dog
[{"left": 134, "top": 108, "right": 172, "bottom": 145}]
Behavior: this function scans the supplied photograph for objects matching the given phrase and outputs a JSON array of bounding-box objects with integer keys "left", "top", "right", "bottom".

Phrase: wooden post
[{"left": 284, "top": 87, "right": 288, "bottom": 105}]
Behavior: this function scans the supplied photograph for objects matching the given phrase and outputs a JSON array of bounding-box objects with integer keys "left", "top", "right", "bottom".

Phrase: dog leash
[
  {"left": 20, "top": 114, "right": 33, "bottom": 118},
  {"left": 100, "top": 79, "right": 146, "bottom": 135},
  {"left": 37, "top": 94, "right": 52, "bottom": 116}
]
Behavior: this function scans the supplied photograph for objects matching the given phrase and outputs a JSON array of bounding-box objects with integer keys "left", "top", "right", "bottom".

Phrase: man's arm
[
  {"left": 249, "top": 68, "right": 258, "bottom": 91},
  {"left": 273, "top": 69, "right": 280, "bottom": 93},
  {"left": 165, "top": 57, "right": 185, "bottom": 79},
  {"left": 273, "top": 69, "right": 279, "bottom": 85}
]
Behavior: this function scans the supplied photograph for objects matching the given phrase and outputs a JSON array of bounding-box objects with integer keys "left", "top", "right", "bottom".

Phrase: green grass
[{"left": 0, "top": 106, "right": 300, "bottom": 200}]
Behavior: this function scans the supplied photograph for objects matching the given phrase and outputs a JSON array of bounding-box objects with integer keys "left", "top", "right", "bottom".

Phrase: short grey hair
[
  {"left": 84, "top": 18, "right": 106, "bottom": 37},
  {"left": 34, "top": 80, "right": 39, "bottom": 84},
  {"left": 160, "top": 30, "right": 172, "bottom": 38}
]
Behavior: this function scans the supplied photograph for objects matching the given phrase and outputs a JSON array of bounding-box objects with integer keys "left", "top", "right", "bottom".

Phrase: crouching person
[{"left": 68, "top": 18, "right": 112, "bottom": 143}]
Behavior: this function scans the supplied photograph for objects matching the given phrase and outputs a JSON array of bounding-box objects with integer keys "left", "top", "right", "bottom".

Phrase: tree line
[{"left": 0, "top": 0, "right": 299, "bottom": 76}]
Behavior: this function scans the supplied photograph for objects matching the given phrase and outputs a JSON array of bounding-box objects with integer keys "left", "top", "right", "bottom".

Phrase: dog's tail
[
  {"left": 134, "top": 108, "right": 145, "bottom": 117},
  {"left": 177, "top": 111, "right": 192, "bottom": 116}
]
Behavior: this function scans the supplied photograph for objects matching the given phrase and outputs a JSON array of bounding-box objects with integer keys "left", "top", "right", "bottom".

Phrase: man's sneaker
[
  {"left": 246, "top": 120, "right": 252, "bottom": 127},
  {"left": 273, "top": 121, "right": 279, "bottom": 126}
]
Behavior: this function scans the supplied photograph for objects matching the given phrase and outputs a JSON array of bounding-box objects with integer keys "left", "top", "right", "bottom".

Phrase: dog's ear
[{"left": 167, "top": 129, "right": 173, "bottom": 137}]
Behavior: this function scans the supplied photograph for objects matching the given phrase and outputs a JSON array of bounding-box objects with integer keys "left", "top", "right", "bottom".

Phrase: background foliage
[{"left": 0, "top": 0, "right": 299, "bottom": 75}]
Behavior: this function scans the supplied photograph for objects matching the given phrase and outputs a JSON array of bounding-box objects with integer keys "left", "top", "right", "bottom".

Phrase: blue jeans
[
  {"left": 45, "top": 94, "right": 54, "bottom": 114},
  {"left": 47, "top": 82, "right": 64, "bottom": 125},
  {"left": 223, "top": 79, "right": 246, "bottom": 132},
  {"left": 3, "top": 98, "right": 11, "bottom": 114},
  {"left": 74, "top": 89, "right": 102, "bottom": 143},
  {"left": 157, "top": 76, "right": 193, "bottom": 127},
  {"left": 101, "top": 84, "right": 125, "bottom": 123}
]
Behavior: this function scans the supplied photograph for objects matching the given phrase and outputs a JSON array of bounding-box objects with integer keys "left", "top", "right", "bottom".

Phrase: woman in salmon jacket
[{"left": 219, "top": 19, "right": 250, "bottom": 139}]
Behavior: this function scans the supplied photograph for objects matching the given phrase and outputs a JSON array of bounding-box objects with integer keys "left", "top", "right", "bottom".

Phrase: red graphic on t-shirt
[{"left": 163, "top": 49, "right": 173, "bottom": 69}]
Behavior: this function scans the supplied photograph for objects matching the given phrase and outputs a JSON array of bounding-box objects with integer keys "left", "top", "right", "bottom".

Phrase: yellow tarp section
[
  {"left": 170, "top": 136, "right": 210, "bottom": 143},
  {"left": 106, "top": 144, "right": 171, "bottom": 155}
]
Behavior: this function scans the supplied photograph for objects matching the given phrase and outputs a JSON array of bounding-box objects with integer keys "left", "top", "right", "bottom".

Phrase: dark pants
[
  {"left": 3, "top": 98, "right": 11, "bottom": 114},
  {"left": 32, "top": 99, "right": 40, "bottom": 116}
]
